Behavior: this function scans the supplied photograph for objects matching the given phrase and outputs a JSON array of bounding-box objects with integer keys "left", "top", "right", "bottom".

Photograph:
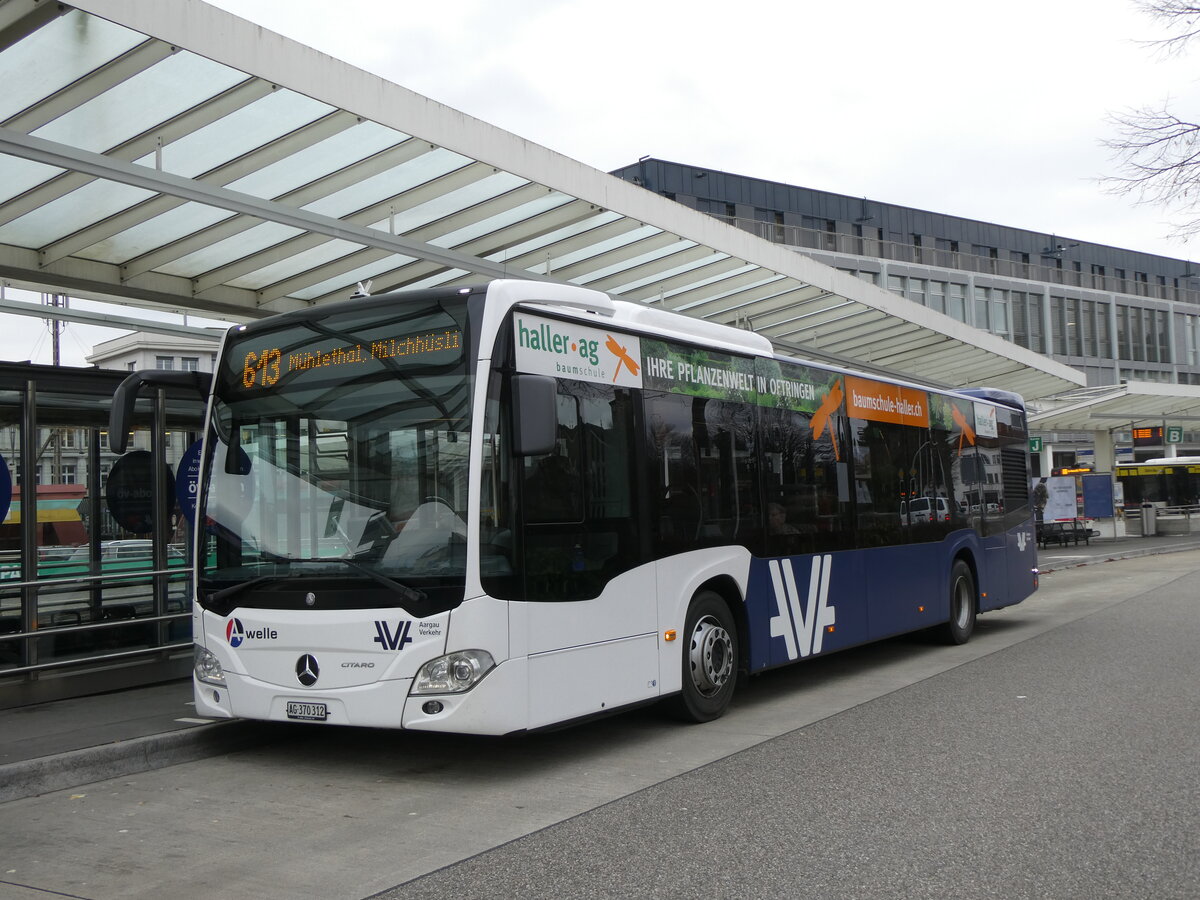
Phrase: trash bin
[{"left": 1140, "top": 502, "right": 1157, "bottom": 537}]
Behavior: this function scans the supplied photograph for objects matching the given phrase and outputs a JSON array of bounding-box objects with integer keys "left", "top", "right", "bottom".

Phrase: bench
[{"left": 1037, "top": 520, "right": 1091, "bottom": 548}]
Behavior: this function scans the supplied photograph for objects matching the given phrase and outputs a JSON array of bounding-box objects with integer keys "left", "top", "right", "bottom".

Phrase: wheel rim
[
  {"left": 952, "top": 575, "right": 972, "bottom": 629},
  {"left": 688, "top": 614, "right": 733, "bottom": 697}
]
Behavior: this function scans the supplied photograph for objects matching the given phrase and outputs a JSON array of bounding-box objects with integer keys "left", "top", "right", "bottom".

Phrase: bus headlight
[
  {"left": 194, "top": 644, "right": 226, "bottom": 685},
  {"left": 411, "top": 649, "right": 495, "bottom": 694}
]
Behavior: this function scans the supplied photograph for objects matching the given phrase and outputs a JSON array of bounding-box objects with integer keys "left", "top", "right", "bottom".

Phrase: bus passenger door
[{"left": 519, "top": 380, "right": 659, "bottom": 728}]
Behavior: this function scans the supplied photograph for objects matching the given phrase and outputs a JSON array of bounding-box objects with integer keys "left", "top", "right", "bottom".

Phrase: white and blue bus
[{"left": 113, "top": 280, "right": 1038, "bottom": 733}]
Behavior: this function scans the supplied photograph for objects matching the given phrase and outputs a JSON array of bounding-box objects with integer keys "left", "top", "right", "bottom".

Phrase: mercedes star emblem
[{"left": 296, "top": 654, "right": 319, "bottom": 686}]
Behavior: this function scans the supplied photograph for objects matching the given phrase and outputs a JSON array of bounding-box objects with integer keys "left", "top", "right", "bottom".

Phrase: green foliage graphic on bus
[{"left": 641, "top": 339, "right": 840, "bottom": 414}]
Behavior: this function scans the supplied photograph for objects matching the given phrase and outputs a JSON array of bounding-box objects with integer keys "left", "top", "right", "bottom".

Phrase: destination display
[{"left": 237, "top": 329, "right": 463, "bottom": 391}]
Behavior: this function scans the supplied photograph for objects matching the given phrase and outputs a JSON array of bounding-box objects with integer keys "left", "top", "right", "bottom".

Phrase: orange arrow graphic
[
  {"left": 951, "top": 404, "right": 977, "bottom": 453},
  {"left": 812, "top": 378, "right": 844, "bottom": 460}
]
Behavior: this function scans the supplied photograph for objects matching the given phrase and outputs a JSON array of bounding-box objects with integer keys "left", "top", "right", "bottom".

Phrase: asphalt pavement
[{"left": 2, "top": 526, "right": 1198, "bottom": 805}]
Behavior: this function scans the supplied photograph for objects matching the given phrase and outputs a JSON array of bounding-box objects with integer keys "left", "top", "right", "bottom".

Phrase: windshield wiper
[
  {"left": 204, "top": 574, "right": 280, "bottom": 610},
  {"left": 339, "top": 559, "right": 427, "bottom": 606}
]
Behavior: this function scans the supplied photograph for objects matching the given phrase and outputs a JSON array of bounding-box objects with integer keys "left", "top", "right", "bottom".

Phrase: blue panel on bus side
[
  {"left": 993, "top": 521, "right": 1037, "bottom": 611},
  {"left": 862, "top": 543, "right": 943, "bottom": 639},
  {"left": 744, "top": 551, "right": 868, "bottom": 671}
]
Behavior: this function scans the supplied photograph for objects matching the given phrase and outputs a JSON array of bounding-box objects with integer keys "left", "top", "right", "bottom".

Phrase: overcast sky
[{"left": 7, "top": 0, "right": 1199, "bottom": 366}]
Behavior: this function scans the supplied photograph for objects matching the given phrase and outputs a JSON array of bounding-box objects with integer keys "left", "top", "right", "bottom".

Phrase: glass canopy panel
[
  {"left": 0, "top": 181, "right": 155, "bottom": 248},
  {"left": 0, "top": 10, "right": 144, "bottom": 121},
  {"left": 33, "top": 51, "right": 247, "bottom": 154},
  {"left": 300, "top": 149, "right": 470, "bottom": 219},
  {"left": 606, "top": 252, "right": 733, "bottom": 295},
  {"left": 383, "top": 173, "right": 527, "bottom": 236},
  {"left": 291, "top": 255, "right": 419, "bottom": 301},
  {"left": 403, "top": 269, "right": 471, "bottom": 291},
  {"left": 226, "top": 238, "right": 364, "bottom": 290},
  {"left": 648, "top": 263, "right": 762, "bottom": 302},
  {"left": 427, "top": 192, "right": 572, "bottom": 249},
  {"left": 546, "top": 224, "right": 662, "bottom": 271},
  {"left": 129, "top": 89, "right": 338, "bottom": 181},
  {"left": 158, "top": 221, "right": 306, "bottom": 277},
  {"left": 576, "top": 239, "right": 699, "bottom": 285},
  {"left": 223, "top": 121, "right": 410, "bottom": 201},
  {"left": 497, "top": 210, "right": 622, "bottom": 262},
  {"left": 0, "top": 158, "right": 66, "bottom": 208},
  {"left": 75, "top": 205, "right": 236, "bottom": 262},
  {"left": 673, "top": 275, "right": 788, "bottom": 313}
]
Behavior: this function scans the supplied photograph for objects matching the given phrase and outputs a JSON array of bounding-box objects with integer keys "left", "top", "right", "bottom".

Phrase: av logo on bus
[
  {"left": 768, "top": 555, "right": 837, "bottom": 661},
  {"left": 374, "top": 620, "right": 413, "bottom": 651}
]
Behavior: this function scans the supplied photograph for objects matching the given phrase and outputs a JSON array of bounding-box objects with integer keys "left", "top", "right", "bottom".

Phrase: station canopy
[
  {"left": 1028, "top": 382, "right": 1200, "bottom": 434},
  {"left": 0, "top": 0, "right": 1090, "bottom": 400}
]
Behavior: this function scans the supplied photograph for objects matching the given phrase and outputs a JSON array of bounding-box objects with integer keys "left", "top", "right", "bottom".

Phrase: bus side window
[
  {"left": 523, "top": 392, "right": 582, "bottom": 524},
  {"left": 520, "top": 380, "right": 641, "bottom": 601}
]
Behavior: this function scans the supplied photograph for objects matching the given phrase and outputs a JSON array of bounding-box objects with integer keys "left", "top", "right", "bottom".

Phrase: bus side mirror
[
  {"left": 110, "top": 370, "right": 212, "bottom": 453},
  {"left": 511, "top": 374, "right": 557, "bottom": 456}
]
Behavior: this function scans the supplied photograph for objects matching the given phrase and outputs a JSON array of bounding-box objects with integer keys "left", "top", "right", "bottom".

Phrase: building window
[
  {"left": 907, "top": 278, "right": 927, "bottom": 306},
  {"left": 928, "top": 281, "right": 946, "bottom": 314},
  {"left": 1051, "top": 296, "right": 1067, "bottom": 356},
  {"left": 1131, "top": 307, "right": 1146, "bottom": 362},
  {"left": 181, "top": 357, "right": 199, "bottom": 372},
  {"left": 60, "top": 465, "right": 76, "bottom": 485},
  {"left": 1097, "top": 304, "right": 1112, "bottom": 358},
  {"left": 973, "top": 286, "right": 990, "bottom": 330},
  {"left": 1081, "top": 299, "right": 1096, "bottom": 357},
  {"left": 156, "top": 356, "right": 174, "bottom": 370},
  {"left": 991, "top": 289, "right": 1010, "bottom": 339},
  {"left": 947, "top": 284, "right": 966, "bottom": 322}
]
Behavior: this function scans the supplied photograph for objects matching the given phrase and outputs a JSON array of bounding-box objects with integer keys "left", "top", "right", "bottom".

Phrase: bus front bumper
[{"left": 193, "top": 655, "right": 529, "bottom": 735}]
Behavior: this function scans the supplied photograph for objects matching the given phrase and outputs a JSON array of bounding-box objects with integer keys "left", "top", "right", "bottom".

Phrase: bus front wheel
[
  {"left": 669, "top": 590, "right": 737, "bottom": 723},
  {"left": 938, "top": 560, "right": 977, "bottom": 645}
]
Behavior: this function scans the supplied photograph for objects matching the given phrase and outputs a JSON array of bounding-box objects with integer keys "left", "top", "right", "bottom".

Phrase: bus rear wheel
[
  {"left": 669, "top": 590, "right": 737, "bottom": 723},
  {"left": 938, "top": 560, "right": 977, "bottom": 645}
]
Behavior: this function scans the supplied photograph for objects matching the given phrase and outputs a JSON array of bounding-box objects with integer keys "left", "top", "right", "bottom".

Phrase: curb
[
  {"left": 1037, "top": 540, "right": 1200, "bottom": 574},
  {"left": 0, "top": 721, "right": 282, "bottom": 804}
]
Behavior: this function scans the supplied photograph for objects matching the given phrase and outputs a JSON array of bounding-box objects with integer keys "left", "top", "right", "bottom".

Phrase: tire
[
  {"left": 668, "top": 590, "right": 738, "bottom": 722},
  {"left": 938, "top": 559, "right": 977, "bottom": 645}
]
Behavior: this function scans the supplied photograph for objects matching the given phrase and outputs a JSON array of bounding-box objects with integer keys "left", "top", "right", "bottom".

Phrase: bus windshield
[{"left": 199, "top": 292, "right": 473, "bottom": 615}]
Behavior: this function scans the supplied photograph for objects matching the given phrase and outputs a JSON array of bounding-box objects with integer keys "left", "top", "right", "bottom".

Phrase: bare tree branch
[
  {"left": 1134, "top": 0, "right": 1200, "bottom": 55},
  {"left": 1102, "top": 3, "right": 1200, "bottom": 239}
]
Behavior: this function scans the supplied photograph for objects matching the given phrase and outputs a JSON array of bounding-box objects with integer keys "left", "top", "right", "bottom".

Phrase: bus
[
  {"left": 1115, "top": 457, "right": 1200, "bottom": 512},
  {"left": 111, "top": 280, "right": 1038, "bottom": 734}
]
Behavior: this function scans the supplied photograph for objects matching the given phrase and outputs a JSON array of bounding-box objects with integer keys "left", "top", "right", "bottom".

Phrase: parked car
[{"left": 903, "top": 496, "right": 951, "bottom": 523}]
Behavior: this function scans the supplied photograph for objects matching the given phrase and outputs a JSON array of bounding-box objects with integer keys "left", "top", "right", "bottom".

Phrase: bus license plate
[{"left": 285, "top": 701, "right": 328, "bottom": 721}]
